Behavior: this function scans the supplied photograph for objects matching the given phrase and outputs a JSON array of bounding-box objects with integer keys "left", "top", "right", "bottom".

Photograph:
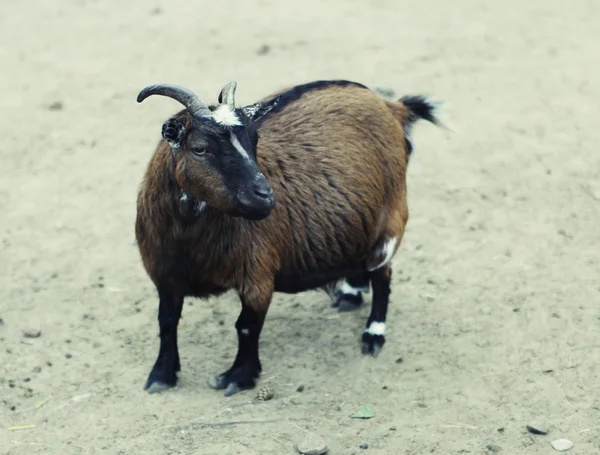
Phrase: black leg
[
  {"left": 144, "top": 287, "right": 184, "bottom": 394},
  {"left": 361, "top": 265, "right": 391, "bottom": 356},
  {"left": 333, "top": 271, "right": 371, "bottom": 312},
  {"left": 208, "top": 296, "right": 268, "bottom": 396}
]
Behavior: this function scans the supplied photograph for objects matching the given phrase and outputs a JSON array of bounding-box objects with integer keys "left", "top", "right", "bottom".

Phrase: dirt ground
[{"left": 1, "top": 0, "right": 599, "bottom": 453}]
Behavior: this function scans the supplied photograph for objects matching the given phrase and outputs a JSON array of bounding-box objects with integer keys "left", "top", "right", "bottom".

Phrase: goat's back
[{"left": 252, "top": 84, "right": 409, "bottom": 290}]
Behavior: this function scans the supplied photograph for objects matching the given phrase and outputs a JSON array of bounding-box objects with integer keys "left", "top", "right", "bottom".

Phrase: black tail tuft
[{"left": 399, "top": 95, "right": 440, "bottom": 126}]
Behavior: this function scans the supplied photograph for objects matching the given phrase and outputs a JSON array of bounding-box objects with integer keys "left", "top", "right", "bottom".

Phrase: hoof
[
  {"left": 361, "top": 332, "right": 385, "bottom": 357},
  {"left": 144, "top": 361, "right": 178, "bottom": 394},
  {"left": 335, "top": 292, "right": 364, "bottom": 312},
  {"left": 208, "top": 364, "right": 260, "bottom": 397},
  {"left": 145, "top": 380, "right": 174, "bottom": 394}
]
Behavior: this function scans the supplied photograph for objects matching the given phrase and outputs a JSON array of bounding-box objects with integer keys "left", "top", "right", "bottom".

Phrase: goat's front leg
[
  {"left": 144, "top": 287, "right": 184, "bottom": 393},
  {"left": 209, "top": 290, "right": 272, "bottom": 396}
]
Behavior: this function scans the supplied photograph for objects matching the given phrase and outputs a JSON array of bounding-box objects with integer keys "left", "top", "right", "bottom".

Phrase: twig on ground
[
  {"left": 292, "top": 422, "right": 309, "bottom": 433},
  {"left": 439, "top": 423, "right": 478, "bottom": 430},
  {"left": 268, "top": 434, "right": 293, "bottom": 447}
]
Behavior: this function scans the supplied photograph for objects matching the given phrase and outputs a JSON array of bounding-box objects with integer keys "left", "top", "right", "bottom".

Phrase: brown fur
[{"left": 136, "top": 84, "right": 412, "bottom": 310}]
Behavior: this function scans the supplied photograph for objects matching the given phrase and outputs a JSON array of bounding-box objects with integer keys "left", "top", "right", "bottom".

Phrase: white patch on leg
[
  {"left": 368, "top": 237, "right": 398, "bottom": 271},
  {"left": 340, "top": 281, "right": 361, "bottom": 296},
  {"left": 212, "top": 105, "right": 241, "bottom": 126},
  {"left": 365, "top": 321, "right": 386, "bottom": 336},
  {"left": 241, "top": 328, "right": 249, "bottom": 335},
  {"left": 339, "top": 280, "right": 369, "bottom": 295},
  {"left": 230, "top": 133, "right": 250, "bottom": 160}
]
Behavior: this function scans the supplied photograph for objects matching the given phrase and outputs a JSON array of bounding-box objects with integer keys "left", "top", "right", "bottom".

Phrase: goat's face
[
  {"left": 164, "top": 112, "right": 274, "bottom": 220},
  {"left": 138, "top": 82, "right": 275, "bottom": 221}
]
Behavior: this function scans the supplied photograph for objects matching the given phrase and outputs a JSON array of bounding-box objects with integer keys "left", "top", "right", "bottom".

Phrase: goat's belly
[{"left": 274, "top": 263, "right": 363, "bottom": 294}]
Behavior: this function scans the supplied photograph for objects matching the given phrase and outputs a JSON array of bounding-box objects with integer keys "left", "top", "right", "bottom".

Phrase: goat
[{"left": 135, "top": 79, "right": 440, "bottom": 396}]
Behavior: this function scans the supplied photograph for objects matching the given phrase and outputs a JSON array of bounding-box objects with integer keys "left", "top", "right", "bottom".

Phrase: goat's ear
[
  {"left": 242, "top": 97, "right": 279, "bottom": 121},
  {"left": 161, "top": 118, "right": 185, "bottom": 149},
  {"left": 218, "top": 81, "right": 237, "bottom": 107}
]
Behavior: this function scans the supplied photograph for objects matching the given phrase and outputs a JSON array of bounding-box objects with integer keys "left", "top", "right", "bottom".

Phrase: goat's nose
[{"left": 253, "top": 180, "right": 273, "bottom": 200}]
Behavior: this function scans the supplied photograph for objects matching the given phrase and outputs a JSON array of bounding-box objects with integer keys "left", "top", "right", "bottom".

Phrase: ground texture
[{"left": 1, "top": 0, "right": 600, "bottom": 453}]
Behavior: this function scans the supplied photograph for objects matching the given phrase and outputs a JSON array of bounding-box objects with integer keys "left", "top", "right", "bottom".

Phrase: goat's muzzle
[{"left": 233, "top": 174, "right": 275, "bottom": 221}]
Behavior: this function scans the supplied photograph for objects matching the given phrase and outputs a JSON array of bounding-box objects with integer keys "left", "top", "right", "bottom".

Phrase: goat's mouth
[{"left": 233, "top": 191, "right": 275, "bottom": 221}]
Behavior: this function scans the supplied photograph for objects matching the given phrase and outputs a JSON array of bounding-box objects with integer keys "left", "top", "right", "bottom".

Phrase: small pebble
[
  {"left": 360, "top": 443, "right": 369, "bottom": 449},
  {"left": 9, "top": 382, "right": 15, "bottom": 388},
  {"left": 46, "top": 361, "right": 53, "bottom": 367},
  {"left": 551, "top": 439, "right": 573, "bottom": 452},
  {"left": 389, "top": 426, "right": 397, "bottom": 431},
  {"left": 32, "top": 366, "right": 42, "bottom": 373},
  {"left": 10, "top": 406, "right": 16, "bottom": 411},
  {"left": 486, "top": 444, "right": 501, "bottom": 453},
  {"left": 0, "top": 318, "right": 4, "bottom": 326},
  {"left": 497, "top": 428, "right": 505, "bottom": 433},
  {"left": 527, "top": 419, "right": 550, "bottom": 435},
  {"left": 65, "top": 353, "right": 72, "bottom": 359},
  {"left": 297, "top": 385, "right": 305, "bottom": 392},
  {"left": 96, "top": 283, "right": 104, "bottom": 288},
  {"left": 256, "top": 44, "right": 271, "bottom": 56},
  {"left": 23, "top": 329, "right": 41, "bottom": 338},
  {"left": 24, "top": 377, "right": 31, "bottom": 382},
  {"left": 297, "top": 432, "right": 328, "bottom": 455},
  {"left": 396, "top": 357, "right": 404, "bottom": 364},
  {"left": 48, "top": 101, "right": 63, "bottom": 111}
]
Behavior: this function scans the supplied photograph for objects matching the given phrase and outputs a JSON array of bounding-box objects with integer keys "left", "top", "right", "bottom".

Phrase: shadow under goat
[{"left": 134, "top": 79, "right": 441, "bottom": 396}]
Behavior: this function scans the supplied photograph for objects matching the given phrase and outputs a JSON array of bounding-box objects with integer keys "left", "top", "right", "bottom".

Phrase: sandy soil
[{"left": 1, "top": 0, "right": 600, "bottom": 453}]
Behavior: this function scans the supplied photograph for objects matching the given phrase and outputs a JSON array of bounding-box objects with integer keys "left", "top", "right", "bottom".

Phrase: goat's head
[{"left": 137, "top": 82, "right": 275, "bottom": 221}]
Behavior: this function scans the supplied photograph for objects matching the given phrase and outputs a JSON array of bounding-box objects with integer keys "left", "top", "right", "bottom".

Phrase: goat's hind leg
[
  {"left": 332, "top": 271, "right": 371, "bottom": 312},
  {"left": 144, "top": 287, "right": 184, "bottom": 393},
  {"left": 361, "top": 264, "right": 392, "bottom": 356},
  {"left": 361, "top": 230, "right": 401, "bottom": 356}
]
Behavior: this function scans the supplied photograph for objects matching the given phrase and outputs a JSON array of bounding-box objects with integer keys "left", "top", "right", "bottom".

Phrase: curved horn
[
  {"left": 219, "top": 81, "right": 237, "bottom": 107},
  {"left": 136, "top": 84, "right": 212, "bottom": 117}
]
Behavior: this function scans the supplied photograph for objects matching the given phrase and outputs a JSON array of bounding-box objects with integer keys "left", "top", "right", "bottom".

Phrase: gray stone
[
  {"left": 23, "top": 329, "right": 41, "bottom": 338},
  {"left": 551, "top": 439, "right": 573, "bottom": 452},
  {"left": 527, "top": 419, "right": 550, "bottom": 435},
  {"left": 297, "top": 433, "right": 328, "bottom": 455}
]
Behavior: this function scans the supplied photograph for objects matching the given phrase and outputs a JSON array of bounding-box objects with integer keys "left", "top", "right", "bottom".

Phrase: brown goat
[{"left": 135, "top": 80, "right": 440, "bottom": 396}]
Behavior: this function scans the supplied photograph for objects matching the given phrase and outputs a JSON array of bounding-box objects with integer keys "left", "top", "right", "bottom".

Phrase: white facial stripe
[
  {"left": 212, "top": 105, "right": 241, "bottom": 126},
  {"left": 366, "top": 322, "right": 386, "bottom": 336},
  {"left": 368, "top": 237, "right": 398, "bottom": 271},
  {"left": 230, "top": 133, "right": 250, "bottom": 160}
]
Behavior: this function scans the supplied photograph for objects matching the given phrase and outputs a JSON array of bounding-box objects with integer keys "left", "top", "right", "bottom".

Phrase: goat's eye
[{"left": 192, "top": 147, "right": 207, "bottom": 156}]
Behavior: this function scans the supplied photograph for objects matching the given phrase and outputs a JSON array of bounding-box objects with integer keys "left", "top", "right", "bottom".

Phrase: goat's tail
[
  {"left": 387, "top": 95, "right": 453, "bottom": 133},
  {"left": 399, "top": 95, "right": 441, "bottom": 127}
]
